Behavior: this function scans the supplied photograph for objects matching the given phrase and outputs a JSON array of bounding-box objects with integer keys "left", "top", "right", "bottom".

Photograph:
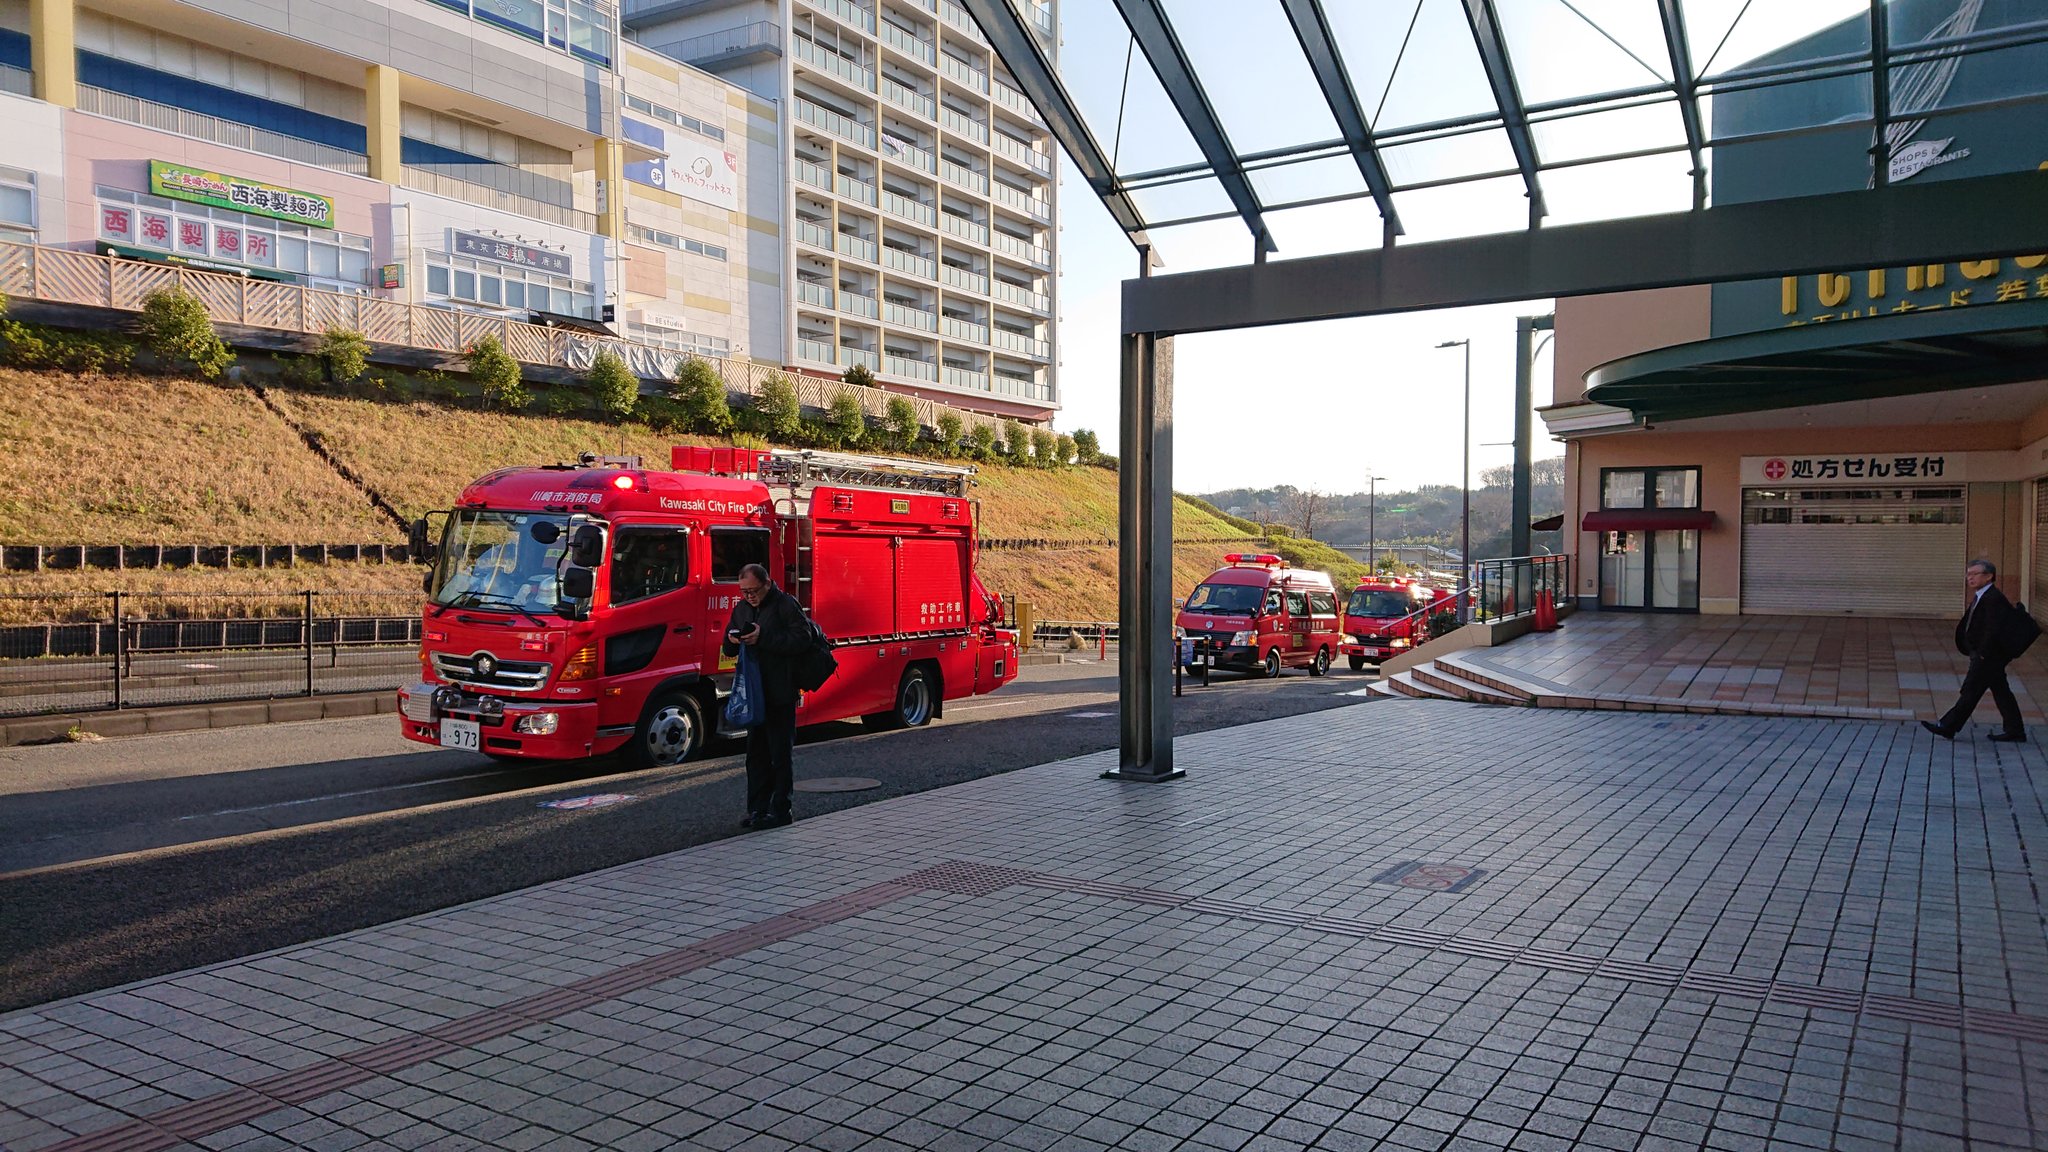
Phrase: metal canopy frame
[{"left": 954, "top": 0, "right": 2048, "bottom": 781}]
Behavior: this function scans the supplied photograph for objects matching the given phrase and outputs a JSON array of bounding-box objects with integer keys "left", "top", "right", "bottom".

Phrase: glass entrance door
[{"left": 1600, "top": 529, "right": 1699, "bottom": 609}]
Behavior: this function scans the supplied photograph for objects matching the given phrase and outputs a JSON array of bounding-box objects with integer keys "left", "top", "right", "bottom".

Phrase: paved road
[
  {"left": 0, "top": 660, "right": 1379, "bottom": 1011},
  {"left": 0, "top": 647, "right": 416, "bottom": 716}
]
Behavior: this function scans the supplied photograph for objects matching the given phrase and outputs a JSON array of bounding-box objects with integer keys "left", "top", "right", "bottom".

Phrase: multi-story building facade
[
  {"left": 625, "top": 0, "right": 1061, "bottom": 423},
  {"left": 0, "top": 0, "right": 765, "bottom": 363}
]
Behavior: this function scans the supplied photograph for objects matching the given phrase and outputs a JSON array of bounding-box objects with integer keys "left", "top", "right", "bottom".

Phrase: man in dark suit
[
  {"left": 1924, "top": 559, "right": 2026, "bottom": 743},
  {"left": 724, "top": 563, "right": 813, "bottom": 828}
]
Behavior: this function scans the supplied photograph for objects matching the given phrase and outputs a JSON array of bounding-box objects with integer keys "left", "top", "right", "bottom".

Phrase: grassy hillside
[
  {"left": 0, "top": 370, "right": 392, "bottom": 543},
  {"left": 0, "top": 370, "right": 1317, "bottom": 623}
]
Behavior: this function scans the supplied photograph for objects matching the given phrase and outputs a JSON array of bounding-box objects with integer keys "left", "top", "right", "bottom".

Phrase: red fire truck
[
  {"left": 1340, "top": 577, "right": 1450, "bottom": 671},
  {"left": 1175, "top": 553, "right": 1343, "bottom": 677},
  {"left": 398, "top": 448, "right": 1019, "bottom": 766}
]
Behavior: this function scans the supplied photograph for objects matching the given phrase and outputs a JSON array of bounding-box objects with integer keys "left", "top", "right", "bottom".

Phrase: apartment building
[
  {"left": 0, "top": 0, "right": 763, "bottom": 356},
  {"left": 625, "top": 0, "right": 1061, "bottom": 423}
]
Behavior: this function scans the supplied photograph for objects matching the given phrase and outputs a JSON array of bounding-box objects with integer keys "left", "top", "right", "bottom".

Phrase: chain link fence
[{"left": 0, "top": 591, "right": 421, "bottom": 718}]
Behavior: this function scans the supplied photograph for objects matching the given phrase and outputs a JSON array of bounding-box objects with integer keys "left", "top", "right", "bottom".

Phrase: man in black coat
[
  {"left": 724, "top": 563, "right": 812, "bottom": 827},
  {"left": 1925, "top": 558, "right": 2026, "bottom": 742}
]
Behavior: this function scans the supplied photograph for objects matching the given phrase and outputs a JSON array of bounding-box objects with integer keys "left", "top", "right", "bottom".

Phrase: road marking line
[{"left": 177, "top": 770, "right": 508, "bottom": 820}]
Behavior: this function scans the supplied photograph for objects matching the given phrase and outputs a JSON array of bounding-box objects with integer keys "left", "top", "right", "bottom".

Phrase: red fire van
[{"left": 1175, "top": 553, "right": 1343, "bottom": 677}]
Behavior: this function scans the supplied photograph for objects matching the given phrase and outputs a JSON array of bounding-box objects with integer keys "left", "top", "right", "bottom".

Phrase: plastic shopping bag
[{"left": 724, "top": 646, "right": 764, "bottom": 729}]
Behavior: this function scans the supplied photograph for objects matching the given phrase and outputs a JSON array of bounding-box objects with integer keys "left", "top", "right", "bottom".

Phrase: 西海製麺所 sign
[{"left": 148, "top": 161, "right": 335, "bottom": 229}]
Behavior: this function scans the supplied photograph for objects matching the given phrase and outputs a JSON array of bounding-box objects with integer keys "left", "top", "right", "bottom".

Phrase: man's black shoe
[
  {"left": 1922, "top": 721, "right": 1956, "bottom": 741},
  {"left": 755, "top": 812, "right": 793, "bottom": 828},
  {"left": 741, "top": 812, "right": 763, "bottom": 829},
  {"left": 1991, "top": 731, "right": 2027, "bottom": 743}
]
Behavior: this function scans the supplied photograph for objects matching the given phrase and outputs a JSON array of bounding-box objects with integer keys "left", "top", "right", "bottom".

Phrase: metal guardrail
[
  {"left": 0, "top": 592, "right": 421, "bottom": 718},
  {"left": 1470, "top": 554, "right": 1572, "bottom": 623}
]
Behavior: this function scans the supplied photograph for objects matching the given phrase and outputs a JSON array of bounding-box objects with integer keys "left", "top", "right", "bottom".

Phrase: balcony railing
[
  {"left": 883, "top": 190, "right": 938, "bottom": 227},
  {"left": 837, "top": 232, "right": 879, "bottom": 262},
  {"left": 992, "top": 80, "right": 1036, "bottom": 120},
  {"left": 881, "top": 76, "right": 936, "bottom": 119},
  {"left": 940, "top": 263, "right": 989, "bottom": 294},
  {"left": 797, "top": 280, "right": 836, "bottom": 309},
  {"left": 399, "top": 167, "right": 595, "bottom": 231},
  {"left": 939, "top": 212, "right": 988, "bottom": 246},
  {"left": 991, "top": 181, "right": 1049, "bottom": 221},
  {"left": 795, "top": 97, "right": 876, "bottom": 149},
  {"left": 2, "top": 63, "right": 34, "bottom": 97},
  {"left": 881, "top": 136, "right": 938, "bottom": 174},
  {"left": 938, "top": 1, "right": 984, "bottom": 42},
  {"left": 879, "top": 21, "right": 937, "bottom": 66},
  {"left": 800, "top": 0, "right": 876, "bottom": 35},
  {"left": 939, "top": 53, "right": 989, "bottom": 93},
  {"left": 836, "top": 173, "right": 879, "bottom": 206},
  {"left": 991, "top": 131, "right": 1050, "bottom": 174},
  {"left": 794, "top": 36, "right": 876, "bottom": 92},
  {"left": 941, "top": 159, "right": 989, "bottom": 195},
  {"left": 942, "top": 316, "right": 988, "bottom": 344},
  {"left": 794, "top": 156, "right": 833, "bottom": 192},
  {"left": 993, "top": 328, "right": 1050, "bottom": 358},
  {"left": 656, "top": 21, "right": 782, "bottom": 69},
  {"left": 940, "top": 106, "right": 989, "bottom": 145},
  {"left": 882, "top": 245, "right": 937, "bottom": 279},
  {"left": 78, "top": 86, "right": 371, "bottom": 178},
  {"left": 943, "top": 365, "right": 989, "bottom": 391},
  {"left": 991, "top": 230, "right": 1050, "bottom": 265},
  {"left": 885, "top": 301, "right": 938, "bottom": 332},
  {"left": 1019, "top": 0, "right": 1053, "bottom": 35},
  {"left": 795, "top": 218, "right": 833, "bottom": 250},
  {"left": 840, "top": 291, "right": 880, "bottom": 319},
  {"left": 991, "top": 278, "right": 1050, "bottom": 312},
  {"left": 796, "top": 337, "right": 837, "bottom": 365},
  {"left": 841, "top": 346, "right": 880, "bottom": 371},
  {"left": 885, "top": 354, "right": 939, "bottom": 382}
]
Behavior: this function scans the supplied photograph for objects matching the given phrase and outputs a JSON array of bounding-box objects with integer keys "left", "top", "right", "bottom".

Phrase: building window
[
  {"left": 0, "top": 165, "right": 36, "bottom": 234},
  {"left": 623, "top": 94, "right": 726, "bottom": 142},
  {"left": 424, "top": 0, "right": 614, "bottom": 69},
  {"left": 625, "top": 223, "right": 727, "bottom": 263},
  {"left": 422, "top": 250, "right": 595, "bottom": 319},
  {"left": 95, "top": 186, "right": 372, "bottom": 289},
  {"left": 625, "top": 321, "right": 730, "bottom": 359}
]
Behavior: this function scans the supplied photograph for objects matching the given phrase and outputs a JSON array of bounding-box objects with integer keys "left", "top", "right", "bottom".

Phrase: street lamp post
[
  {"left": 1437, "top": 339, "right": 1471, "bottom": 621},
  {"left": 1366, "top": 473, "right": 1384, "bottom": 574}
]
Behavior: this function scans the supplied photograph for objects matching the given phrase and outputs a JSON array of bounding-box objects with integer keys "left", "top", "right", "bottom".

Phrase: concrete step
[
  {"left": 1383, "top": 670, "right": 1458, "bottom": 700},
  {"left": 1412, "top": 663, "right": 1525, "bottom": 705},
  {"left": 1437, "top": 652, "right": 1544, "bottom": 702}
]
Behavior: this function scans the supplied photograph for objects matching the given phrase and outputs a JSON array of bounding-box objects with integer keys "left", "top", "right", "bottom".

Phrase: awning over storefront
[
  {"left": 96, "top": 242, "right": 295, "bottom": 283},
  {"left": 528, "top": 310, "right": 615, "bottom": 337},
  {"left": 1530, "top": 514, "right": 1565, "bottom": 533},
  {"left": 1581, "top": 510, "right": 1718, "bottom": 532},
  {"left": 1585, "top": 299, "right": 2048, "bottom": 423}
]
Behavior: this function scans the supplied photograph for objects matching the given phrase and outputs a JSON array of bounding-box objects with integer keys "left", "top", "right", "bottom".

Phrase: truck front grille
[{"left": 429, "top": 652, "right": 550, "bottom": 692}]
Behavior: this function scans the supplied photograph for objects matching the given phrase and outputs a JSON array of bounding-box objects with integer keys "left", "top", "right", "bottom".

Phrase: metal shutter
[
  {"left": 1741, "top": 488, "right": 1964, "bottom": 617},
  {"left": 2033, "top": 478, "right": 2048, "bottom": 625}
]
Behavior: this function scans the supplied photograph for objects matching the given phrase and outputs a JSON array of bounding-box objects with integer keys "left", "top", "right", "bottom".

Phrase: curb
[{"left": 0, "top": 691, "right": 396, "bottom": 747}]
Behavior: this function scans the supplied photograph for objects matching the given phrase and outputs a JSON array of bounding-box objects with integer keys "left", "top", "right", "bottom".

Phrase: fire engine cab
[
  {"left": 398, "top": 447, "right": 1019, "bottom": 766},
  {"left": 1340, "top": 577, "right": 1449, "bottom": 671},
  {"left": 1175, "top": 553, "right": 1343, "bottom": 678}
]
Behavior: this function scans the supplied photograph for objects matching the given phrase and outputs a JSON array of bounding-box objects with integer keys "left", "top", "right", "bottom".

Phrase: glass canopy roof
[{"left": 976, "top": 0, "right": 2048, "bottom": 261}]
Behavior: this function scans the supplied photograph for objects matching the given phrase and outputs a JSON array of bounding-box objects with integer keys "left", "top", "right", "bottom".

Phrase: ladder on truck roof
[{"left": 760, "top": 449, "right": 975, "bottom": 497}]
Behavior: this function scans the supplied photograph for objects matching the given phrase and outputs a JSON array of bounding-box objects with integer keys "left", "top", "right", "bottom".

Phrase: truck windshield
[
  {"left": 432, "top": 510, "right": 574, "bottom": 615},
  {"left": 1184, "top": 583, "right": 1263, "bottom": 615},
  {"left": 1347, "top": 589, "right": 1413, "bottom": 618}
]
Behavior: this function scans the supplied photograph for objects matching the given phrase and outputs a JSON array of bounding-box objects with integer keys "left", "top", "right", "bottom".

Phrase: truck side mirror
[
  {"left": 561, "top": 567, "right": 595, "bottom": 600},
  {"left": 568, "top": 524, "right": 605, "bottom": 568},
  {"left": 408, "top": 517, "right": 437, "bottom": 564}
]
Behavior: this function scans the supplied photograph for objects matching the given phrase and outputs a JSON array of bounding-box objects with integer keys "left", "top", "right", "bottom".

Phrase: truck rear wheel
[
  {"left": 1348, "top": 654, "right": 1366, "bottom": 673},
  {"left": 627, "top": 690, "right": 704, "bottom": 768},
  {"left": 1310, "top": 648, "right": 1330, "bottom": 677},
  {"left": 1263, "top": 649, "right": 1283, "bottom": 679},
  {"left": 863, "top": 666, "right": 935, "bottom": 730}
]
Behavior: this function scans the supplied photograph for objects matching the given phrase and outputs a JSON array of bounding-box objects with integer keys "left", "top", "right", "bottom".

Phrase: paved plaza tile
[{"left": 3, "top": 699, "right": 2046, "bottom": 1151}]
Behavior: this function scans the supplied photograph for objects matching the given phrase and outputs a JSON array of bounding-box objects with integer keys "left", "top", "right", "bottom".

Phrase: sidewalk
[{"left": 3, "top": 699, "right": 2045, "bottom": 1151}]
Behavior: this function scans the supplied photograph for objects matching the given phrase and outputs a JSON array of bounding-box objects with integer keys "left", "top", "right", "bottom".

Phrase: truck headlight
[
  {"left": 1229, "top": 630, "right": 1256, "bottom": 646},
  {"left": 513, "top": 712, "right": 560, "bottom": 736}
]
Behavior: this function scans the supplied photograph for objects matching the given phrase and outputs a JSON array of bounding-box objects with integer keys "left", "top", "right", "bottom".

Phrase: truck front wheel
[
  {"left": 864, "top": 666, "right": 935, "bottom": 730},
  {"left": 1348, "top": 654, "right": 1366, "bottom": 673},
  {"left": 627, "top": 690, "right": 705, "bottom": 767}
]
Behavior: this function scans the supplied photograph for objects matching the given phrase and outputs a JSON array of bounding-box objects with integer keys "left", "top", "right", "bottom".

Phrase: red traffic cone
[{"left": 1533, "top": 590, "right": 1558, "bottom": 632}]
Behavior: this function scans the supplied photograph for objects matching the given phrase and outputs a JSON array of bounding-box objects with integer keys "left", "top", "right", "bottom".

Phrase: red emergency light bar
[{"left": 1225, "top": 553, "right": 1286, "bottom": 566}]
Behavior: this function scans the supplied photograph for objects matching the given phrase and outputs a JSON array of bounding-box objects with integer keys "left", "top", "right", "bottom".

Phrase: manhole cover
[
  {"left": 794, "top": 777, "right": 882, "bottom": 793},
  {"left": 538, "top": 793, "right": 637, "bottom": 811},
  {"left": 1370, "top": 860, "right": 1486, "bottom": 893}
]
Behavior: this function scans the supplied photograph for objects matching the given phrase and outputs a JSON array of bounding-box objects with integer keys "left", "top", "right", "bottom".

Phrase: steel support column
[
  {"left": 1107, "top": 251, "right": 1180, "bottom": 782},
  {"left": 1510, "top": 314, "right": 1551, "bottom": 558}
]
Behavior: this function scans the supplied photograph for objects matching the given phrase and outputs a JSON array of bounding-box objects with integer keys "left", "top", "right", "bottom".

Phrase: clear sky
[{"left": 1045, "top": 0, "right": 1869, "bottom": 494}]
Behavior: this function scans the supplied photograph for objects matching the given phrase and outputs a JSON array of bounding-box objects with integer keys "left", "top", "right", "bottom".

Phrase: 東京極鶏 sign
[{"left": 148, "top": 161, "right": 335, "bottom": 229}]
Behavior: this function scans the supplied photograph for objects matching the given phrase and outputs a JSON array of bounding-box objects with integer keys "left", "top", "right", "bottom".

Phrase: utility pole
[
  {"left": 1367, "top": 472, "right": 1384, "bottom": 573},
  {"left": 1437, "top": 338, "right": 1472, "bottom": 620}
]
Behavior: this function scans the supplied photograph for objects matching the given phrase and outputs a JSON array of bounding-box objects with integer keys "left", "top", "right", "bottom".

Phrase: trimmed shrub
[
  {"left": 935, "top": 411, "right": 964, "bottom": 458},
  {"left": 881, "top": 396, "right": 919, "bottom": 452},
  {"left": 967, "top": 421, "right": 998, "bottom": 461},
  {"left": 1055, "top": 433, "right": 1076, "bottom": 469},
  {"left": 749, "top": 372, "right": 802, "bottom": 440},
  {"left": 1072, "top": 429, "right": 1100, "bottom": 466},
  {"left": 137, "top": 287, "right": 234, "bottom": 379},
  {"left": 841, "top": 361, "right": 876, "bottom": 390},
  {"left": 826, "top": 389, "right": 867, "bottom": 448},
  {"left": 586, "top": 349, "right": 639, "bottom": 422},
  {"left": 998, "top": 418, "right": 1027, "bottom": 462},
  {"left": 670, "top": 355, "right": 734, "bottom": 435},
  {"left": 466, "top": 335, "right": 528, "bottom": 411},
  {"left": 0, "top": 319, "right": 135, "bottom": 374},
  {"left": 543, "top": 388, "right": 585, "bottom": 416},
  {"left": 315, "top": 327, "right": 370, "bottom": 385},
  {"left": 1030, "top": 426, "right": 1058, "bottom": 469},
  {"left": 635, "top": 394, "right": 688, "bottom": 432}
]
